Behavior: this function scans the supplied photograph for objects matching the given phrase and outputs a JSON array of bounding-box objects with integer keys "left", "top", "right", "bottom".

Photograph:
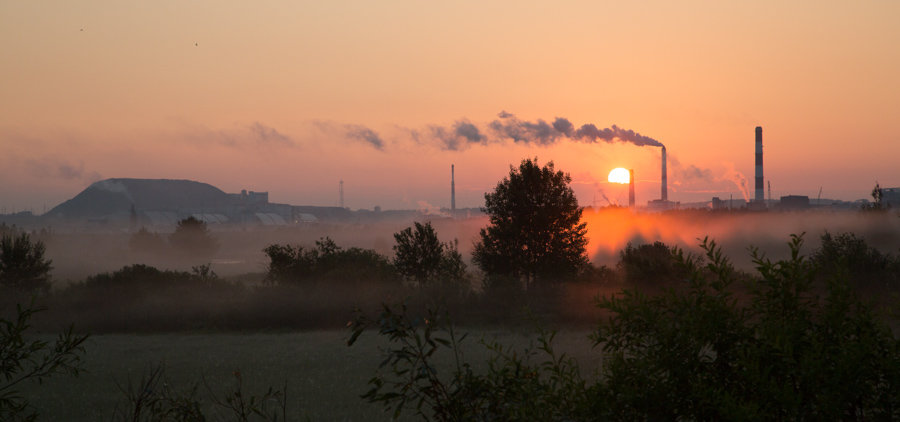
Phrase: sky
[{"left": 1, "top": 1, "right": 899, "bottom": 213}]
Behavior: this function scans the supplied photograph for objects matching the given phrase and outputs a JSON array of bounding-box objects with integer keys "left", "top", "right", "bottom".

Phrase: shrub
[
  {"left": 594, "top": 235, "right": 900, "bottom": 419},
  {"left": 0, "top": 233, "right": 52, "bottom": 292},
  {"left": 113, "top": 364, "right": 287, "bottom": 421},
  {"left": 617, "top": 241, "right": 688, "bottom": 286},
  {"left": 353, "top": 235, "right": 900, "bottom": 420},
  {"left": 348, "top": 303, "right": 589, "bottom": 421},
  {"left": 0, "top": 301, "right": 88, "bottom": 420},
  {"left": 811, "top": 231, "right": 899, "bottom": 291},
  {"left": 263, "top": 237, "right": 398, "bottom": 286}
]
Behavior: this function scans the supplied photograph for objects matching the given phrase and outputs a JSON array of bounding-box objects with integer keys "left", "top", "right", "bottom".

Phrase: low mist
[{"left": 43, "top": 208, "right": 900, "bottom": 284}]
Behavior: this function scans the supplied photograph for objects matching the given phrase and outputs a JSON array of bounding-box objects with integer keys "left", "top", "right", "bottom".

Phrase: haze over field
[{"left": 2, "top": 1, "right": 899, "bottom": 213}]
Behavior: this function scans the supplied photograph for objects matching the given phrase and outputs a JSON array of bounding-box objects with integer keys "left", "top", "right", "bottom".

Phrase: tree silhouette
[
  {"left": 169, "top": 217, "right": 218, "bottom": 258},
  {"left": 473, "top": 158, "right": 588, "bottom": 288},
  {"left": 393, "top": 221, "right": 466, "bottom": 286},
  {"left": 0, "top": 233, "right": 52, "bottom": 292}
]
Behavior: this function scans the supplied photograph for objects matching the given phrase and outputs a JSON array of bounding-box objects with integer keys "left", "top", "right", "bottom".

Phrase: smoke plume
[
  {"left": 343, "top": 124, "right": 385, "bottom": 150},
  {"left": 249, "top": 122, "right": 294, "bottom": 147},
  {"left": 433, "top": 111, "right": 663, "bottom": 150},
  {"left": 429, "top": 120, "right": 486, "bottom": 150}
]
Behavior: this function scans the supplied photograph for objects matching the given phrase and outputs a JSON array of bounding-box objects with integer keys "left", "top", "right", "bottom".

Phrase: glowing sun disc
[{"left": 608, "top": 168, "right": 630, "bottom": 184}]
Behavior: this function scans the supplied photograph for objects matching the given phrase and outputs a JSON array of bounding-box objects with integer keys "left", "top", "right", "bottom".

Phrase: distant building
[
  {"left": 711, "top": 197, "right": 746, "bottom": 210},
  {"left": 646, "top": 199, "right": 677, "bottom": 212},
  {"left": 712, "top": 197, "right": 727, "bottom": 210},
  {"left": 882, "top": 188, "right": 900, "bottom": 208},
  {"left": 779, "top": 195, "right": 810, "bottom": 211}
]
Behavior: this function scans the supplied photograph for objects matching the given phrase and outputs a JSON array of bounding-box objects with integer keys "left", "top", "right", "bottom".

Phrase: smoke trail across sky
[{"left": 440, "top": 111, "right": 664, "bottom": 150}]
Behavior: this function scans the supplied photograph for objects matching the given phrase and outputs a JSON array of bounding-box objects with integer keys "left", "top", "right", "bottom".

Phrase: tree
[
  {"left": 393, "top": 222, "right": 466, "bottom": 286},
  {"left": 472, "top": 158, "right": 588, "bottom": 288},
  {"left": 0, "top": 233, "right": 52, "bottom": 292},
  {"left": 872, "top": 182, "right": 884, "bottom": 208},
  {"left": 169, "top": 217, "right": 218, "bottom": 258}
]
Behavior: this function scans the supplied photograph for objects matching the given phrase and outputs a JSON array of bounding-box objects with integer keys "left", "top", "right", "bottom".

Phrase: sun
[{"left": 608, "top": 168, "right": 630, "bottom": 184}]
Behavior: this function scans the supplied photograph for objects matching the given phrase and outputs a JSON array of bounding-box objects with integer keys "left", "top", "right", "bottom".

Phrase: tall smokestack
[
  {"left": 451, "top": 164, "right": 456, "bottom": 212},
  {"left": 755, "top": 126, "right": 764, "bottom": 202},
  {"left": 628, "top": 169, "right": 635, "bottom": 208},
  {"left": 661, "top": 146, "right": 668, "bottom": 201}
]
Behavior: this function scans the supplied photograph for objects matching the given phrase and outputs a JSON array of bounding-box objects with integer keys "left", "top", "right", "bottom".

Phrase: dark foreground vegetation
[
  {"left": 350, "top": 235, "right": 900, "bottom": 420},
  {"left": 2, "top": 160, "right": 900, "bottom": 420},
  {"left": 4, "top": 227, "right": 900, "bottom": 419}
]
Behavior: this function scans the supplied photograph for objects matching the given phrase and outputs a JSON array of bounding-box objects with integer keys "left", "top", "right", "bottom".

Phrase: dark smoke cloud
[
  {"left": 429, "top": 120, "right": 486, "bottom": 150},
  {"left": 489, "top": 113, "right": 561, "bottom": 145},
  {"left": 552, "top": 118, "right": 574, "bottom": 136},
  {"left": 249, "top": 122, "right": 293, "bottom": 147},
  {"left": 429, "top": 111, "right": 663, "bottom": 150},
  {"left": 344, "top": 124, "right": 385, "bottom": 150}
]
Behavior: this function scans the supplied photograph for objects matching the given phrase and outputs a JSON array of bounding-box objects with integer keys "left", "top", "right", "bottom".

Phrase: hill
[{"left": 44, "top": 178, "right": 232, "bottom": 220}]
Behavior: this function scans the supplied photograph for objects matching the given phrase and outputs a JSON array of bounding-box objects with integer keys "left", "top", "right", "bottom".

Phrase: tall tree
[{"left": 473, "top": 158, "right": 588, "bottom": 288}]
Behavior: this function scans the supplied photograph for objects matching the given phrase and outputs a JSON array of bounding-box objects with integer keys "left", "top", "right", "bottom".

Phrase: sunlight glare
[{"left": 608, "top": 167, "right": 630, "bottom": 184}]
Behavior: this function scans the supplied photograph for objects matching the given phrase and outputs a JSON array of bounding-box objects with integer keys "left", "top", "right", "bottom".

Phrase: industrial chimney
[
  {"left": 661, "top": 146, "right": 668, "bottom": 201},
  {"left": 451, "top": 164, "right": 456, "bottom": 212},
  {"left": 755, "top": 127, "right": 764, "bottom": 203},
  {"left": 628, "top": 169, "right": 635, "bottom": 208}
]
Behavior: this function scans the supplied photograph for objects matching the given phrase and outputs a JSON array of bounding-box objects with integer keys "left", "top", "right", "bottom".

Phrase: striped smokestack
[
  {"left": 451, "top": 164, "right": 456, "bottom": 212},
  {"left": 755, "top": 126, "right": 764, "bottom": 202},
  {"left": 661, "top": 146, "right": 667, "bottom": 201}
]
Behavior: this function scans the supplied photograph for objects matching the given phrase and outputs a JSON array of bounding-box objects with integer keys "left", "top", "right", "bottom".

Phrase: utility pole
[{"left": 339, "top": 180, "right": 344, "bottom": 209}]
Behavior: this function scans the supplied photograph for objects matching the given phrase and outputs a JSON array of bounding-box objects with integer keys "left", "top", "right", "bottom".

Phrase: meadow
[{"left": 21, "top": 329, "right": 600, "bottom": 421}]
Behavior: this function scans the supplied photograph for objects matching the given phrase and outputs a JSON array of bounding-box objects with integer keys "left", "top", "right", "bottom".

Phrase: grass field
[{"left": 22, "top": 328, "right": 601, "bottom": 421}]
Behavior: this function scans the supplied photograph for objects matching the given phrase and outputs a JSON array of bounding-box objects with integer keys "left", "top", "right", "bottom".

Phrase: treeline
[{"left": 1, "top": 224, "right": 899, "bottom": 333}]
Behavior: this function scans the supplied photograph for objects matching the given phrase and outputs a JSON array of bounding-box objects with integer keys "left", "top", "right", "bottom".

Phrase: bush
[
  {"left": 0, "top": 301, "right": 88, "bottom": 420},
  {"left": 0, "top": 233, "right": 52, "bottom": 292},
  {"left": 264, "top": 237, "right": 398, "bottom": 286},
  {"left": 352, "top": 235, "right": 900, "bottom": 420},
  {"left": 348, "top": 303, "right": 589, "bottom": 421},
  {"left": 811, "top": 231, "right": 899, "bottom": 292},
  {"left": 617, "top": 241, "right": 688, "bottom": 286},
  {"left": 113, "top": 364, "right": 287, "bottom": 421},
  {"left": 594, "top": 235, "right": 900, "bottom": 419}
]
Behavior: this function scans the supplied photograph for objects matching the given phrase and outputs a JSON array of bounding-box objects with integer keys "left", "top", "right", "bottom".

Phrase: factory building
[{"left": 882, "top": 188, "right": 900, "bottom": 208}]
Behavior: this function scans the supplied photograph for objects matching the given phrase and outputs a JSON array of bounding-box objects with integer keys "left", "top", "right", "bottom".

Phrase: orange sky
[{"left": 1, "top": 1, "right": 898, "bottom": 212}]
